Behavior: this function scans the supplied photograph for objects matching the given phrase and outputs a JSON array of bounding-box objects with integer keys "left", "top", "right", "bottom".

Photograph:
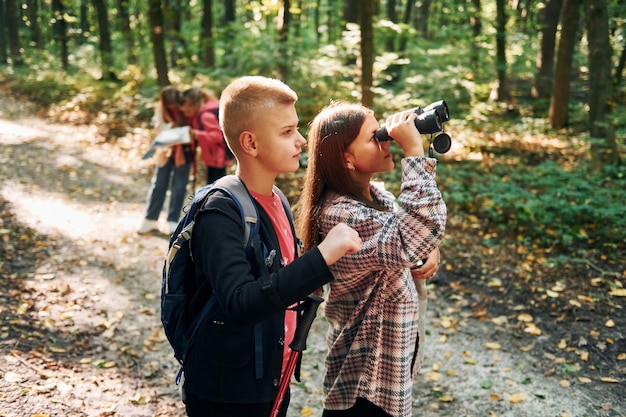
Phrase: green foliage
[{"left": 438, "top": 157, "right": 626, "bottom": 252}]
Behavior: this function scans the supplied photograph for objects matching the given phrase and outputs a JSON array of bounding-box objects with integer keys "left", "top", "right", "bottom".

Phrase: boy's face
[{"left": 253, "top": 103, "right": 306, "bottom": 174}]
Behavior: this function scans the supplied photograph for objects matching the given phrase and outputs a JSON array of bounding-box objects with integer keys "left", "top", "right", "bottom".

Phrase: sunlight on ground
[
  {"left": 1, "top": 183, "right": 98, "bottom": 237},
  {"left": 0, "top": 181, "right": 140, "bottom": 239},
  {"left": 0, "top": 119, "right": 43, "bottom": 144}
]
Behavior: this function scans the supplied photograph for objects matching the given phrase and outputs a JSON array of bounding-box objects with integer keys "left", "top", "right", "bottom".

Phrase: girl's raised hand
[{"left": 385, "top": 110, "right": 424, "bottom": 157}]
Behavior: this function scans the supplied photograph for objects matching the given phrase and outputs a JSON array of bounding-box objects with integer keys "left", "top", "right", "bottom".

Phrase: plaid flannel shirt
[{"left": 320, "top": 157, "right": 447, "bottom": 417}]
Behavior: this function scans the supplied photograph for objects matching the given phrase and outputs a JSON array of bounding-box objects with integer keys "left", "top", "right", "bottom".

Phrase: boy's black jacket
[{"left": 183, "top": 189, "right": 333, "bottom": 403}]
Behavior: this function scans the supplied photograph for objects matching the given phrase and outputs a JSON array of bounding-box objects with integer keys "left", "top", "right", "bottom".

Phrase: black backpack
[{"left": 161, "top": 174, "right": 291, "bottom": 385}]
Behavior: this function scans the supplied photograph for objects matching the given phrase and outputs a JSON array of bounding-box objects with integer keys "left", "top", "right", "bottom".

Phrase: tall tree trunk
[
  {"left": 221, "top": 0, "right": 236, "bottom": 69},
  {"left": 148, "top": 0, "right": 170, "bottom": 87},
  {"left": 224, "top": 0, "right": 235, "bottom": 24},
  {"left": 29, "top": 0, "right": 43, "bottom": 48},
  {"left": 51, "top": 0, "right": 68, "bottom": 69},
  {"left": 494, "top": 0, "right": 510, "bottom": 101},
  {"left": 79, "top": 0, "right": 89, "bottom": 44},
  {"left": 117, "top": 0, "right": 136, "bottom": 64},
  {"left": 549, "top": 0, "right": 580, "bottom": 129},
  {"left": 614, "top": 40, "right": 626, "bottom": 86},
  {"left": 6, "top": 0, "right": 23, "bottom": 65},
  {"left": 343, "top": 0, "right": 358, "bottom": 26},
  {"left": 200, "top": 0, "right": 214, "bottom": 67},
  {"left": 398, "top": 0, "right": 414, "bottom": 52},
  {"left": 314, "top": 0, "right": 321, "bottom": 44},
  {"left": 385, "top": 0, "right": 396, "bottom": 51},
  {"left": 0, "top": 0, "right": 7, "bottom": 64},
  {"left": 327, "top": 0, "right": 338, "bottom": 43},
  {"left": 469, "top": 0, "right": 482, "bottom": 73},
  {"left": 585, "top": 0, "right": 618, "bottom": 165},
  {"left": 166, "top": 0, "right": 186, "bottom": 68},
  {"left": 278, "top": 0, "right": 291, "bottom": 80},
  {"left": 92, "top": 0, "right": 116, "bottom": 80},
  {"left": 360, "top": 0, "right": 374, "bottom": 107},
  {"left": 293, "top": 0, "right": 302, "bottom": 40},
  {"left": 531, "top": 0, "right": 563, "bottom": 99},
  {"left": 416, "top": 0, "right": 432, "bottom": 39}
]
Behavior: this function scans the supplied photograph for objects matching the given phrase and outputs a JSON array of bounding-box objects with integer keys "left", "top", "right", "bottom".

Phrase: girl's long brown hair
[
  {"left": 295, "top": 102, "right": 372, "bottom": 252},
  {"left": 159, "top": 85, "right": 181, "bottom": 125}
]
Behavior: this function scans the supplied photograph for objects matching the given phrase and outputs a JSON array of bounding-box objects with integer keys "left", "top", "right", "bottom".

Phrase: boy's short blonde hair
[{"left": 219, "top": 76, "right": 298, "bottom": 145}]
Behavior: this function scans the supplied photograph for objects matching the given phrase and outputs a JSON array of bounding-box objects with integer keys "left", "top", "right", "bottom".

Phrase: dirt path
[{"left": 1, "top": 106, "right": 624, "bottom": 417}]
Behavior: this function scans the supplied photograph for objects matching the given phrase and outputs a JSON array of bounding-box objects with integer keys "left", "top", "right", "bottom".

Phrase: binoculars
[{"left": 374, "top": 100, "right": 452, "bottom": 154}]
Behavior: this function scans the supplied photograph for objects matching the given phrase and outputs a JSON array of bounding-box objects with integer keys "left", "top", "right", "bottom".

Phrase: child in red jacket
[{"left": 180, "top": 87, "right": 232, "bottom": 184}]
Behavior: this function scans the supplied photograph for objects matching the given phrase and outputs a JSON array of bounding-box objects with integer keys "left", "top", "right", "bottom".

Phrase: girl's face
[
  {"left": 344, "top": 114, "right": 394, "bottom": 176},
  {"left": 179, "top": 101, "right": 201, "bottom": 118}
]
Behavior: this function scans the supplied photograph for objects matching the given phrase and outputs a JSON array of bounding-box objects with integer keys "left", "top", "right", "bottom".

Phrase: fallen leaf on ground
[
  {"left": 426, "top": 371, "right": 442, "bottom": 381},
  {"left": 508, "top": 392, "right": 528, "bottom": 403}
]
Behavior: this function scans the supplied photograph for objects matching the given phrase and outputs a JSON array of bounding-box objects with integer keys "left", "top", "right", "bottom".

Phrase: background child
[
  {"left": 179, "top": 87, "right": 231, "bottom": 185},
  {"left": 295, "top": 101, "right": 447, "bottom": 417},
  {"left": 138, "top": 85, "right": 192, "bottom": 235}
]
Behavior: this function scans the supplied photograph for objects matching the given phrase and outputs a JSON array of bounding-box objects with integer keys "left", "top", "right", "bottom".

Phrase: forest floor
[{"left": 0, "top": 94, "right": 625, "bottom": 417}]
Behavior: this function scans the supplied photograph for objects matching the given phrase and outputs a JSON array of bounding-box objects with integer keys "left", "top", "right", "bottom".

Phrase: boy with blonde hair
[{"left": 181, "top": 76, "right": 361, "bottom": 417}]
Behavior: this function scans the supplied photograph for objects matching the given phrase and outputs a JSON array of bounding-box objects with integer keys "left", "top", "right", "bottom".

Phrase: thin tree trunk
[
  {"left": 92, "top": 0, "right": 116, "bottom": 79},
  {"left": 148, "top": 0, "right": 170, "bottom": 87},
  {"left": 549, "top": 0, "right": 580, "bottom": 129},
  {"left": 51, "top": 0, "right": 68, "bottom": 69},
  {"left": 585, "top": 0, "right": 618, "bottom": 166},
  {"left": 531, "top": 0, "right": 563, "bottom": 99},
  {"left": 79, "top": 0, "right": 89, "bottom": 44},
  {"left": 494, "top": 0, "right": 510, "bottom": 101},
  {"left": 200, "top": 0, "right": 215, "bottom": 67},
  {"left": 0, "top": 0, "right": 7, "bottom": 64},
  {"left": 29, "top": 0, "right": 43, "bottom": 48},
  {"left": 360, "top": 0, "right": 374, "bottom": 107},
  {"left": 614, "top": 40, "right": 626, "bottom": 86},
  {"left": 343, "top": 0, "right": 358, "bottom": 26},
  {"left": 416, "top": 0, "right": 432, "bottom": 39},
  {"left": 398, "top": 0, "right": 414, "bottom": 52},
  {"left": 385, "top": 0, "right": 396, "bottom": 51},
  {"left": 6, "top": 0, "right": 23, "bottom": 65},
  {"left": 117, "top": 0, "right": 136, "bottom": 64},
  {"left": 469, "top": 0, "right": 482, "bottom": 73},
  {"left": 278, "top": 0, "right": 291, "bottom": 80}
]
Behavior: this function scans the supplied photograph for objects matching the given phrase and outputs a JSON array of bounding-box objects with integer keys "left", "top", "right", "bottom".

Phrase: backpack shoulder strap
[
  {"left": 163, "top": 176, "right": 257, "bottom": 293},
  {"left": 211, "top": 175, "right": 259, "bottom": 248}
]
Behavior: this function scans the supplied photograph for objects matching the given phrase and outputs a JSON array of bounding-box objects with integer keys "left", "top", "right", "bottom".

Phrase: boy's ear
[{"left": 239, "top": 131, "right": 258, "bottom": 156}]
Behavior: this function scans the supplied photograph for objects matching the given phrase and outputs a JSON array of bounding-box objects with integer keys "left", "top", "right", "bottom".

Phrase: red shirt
[{"left": 249, "top": 190, "right": 296, "bottom": 379}]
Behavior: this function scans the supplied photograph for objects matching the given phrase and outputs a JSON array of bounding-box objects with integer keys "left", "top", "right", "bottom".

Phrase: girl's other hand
[{"left": 411, "top": 248, "right": 440, "bottom": 281}]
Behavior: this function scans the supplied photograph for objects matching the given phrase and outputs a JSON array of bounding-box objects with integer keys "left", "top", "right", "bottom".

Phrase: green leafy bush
[{"left": 439, "top": 158, "right": 626, "bottom": 252}]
